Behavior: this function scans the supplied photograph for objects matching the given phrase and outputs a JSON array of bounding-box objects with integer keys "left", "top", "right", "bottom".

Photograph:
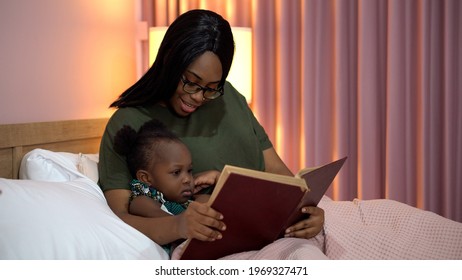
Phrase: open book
[{"left": 179, "top": 156, "right": 347, "bottom": 260}]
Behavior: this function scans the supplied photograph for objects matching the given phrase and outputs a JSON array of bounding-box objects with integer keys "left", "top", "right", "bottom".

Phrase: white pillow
[
  {"left": 19, "top": 149, "right": 81, "bottom": 181},
  {"left": 76, "top": 153, "right": 99, "bottom": 183},
  {"left": 19, "top": 148, "right": 99, "bottom": 183},
  {"left": 0, "top": 177, "right": 168, "bottom": 260}
]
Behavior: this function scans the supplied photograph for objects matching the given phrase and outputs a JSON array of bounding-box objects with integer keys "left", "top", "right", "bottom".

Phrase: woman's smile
[{"left": 179, "top": 95, "right": 199, "bottom": 114}]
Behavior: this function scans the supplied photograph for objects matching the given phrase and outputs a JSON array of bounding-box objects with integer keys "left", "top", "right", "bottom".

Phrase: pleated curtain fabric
[{"left": 141, "top": 0, "right": 462, "bottom": 222}]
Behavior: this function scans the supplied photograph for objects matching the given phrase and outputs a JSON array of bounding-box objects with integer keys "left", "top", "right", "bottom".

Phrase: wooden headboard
[{"left": 0, "top": 118, "right": 108, "bottom": 179}]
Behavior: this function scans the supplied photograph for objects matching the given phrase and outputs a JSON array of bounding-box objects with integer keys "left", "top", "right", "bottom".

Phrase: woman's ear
[{"left": 136, "top": 170, "right": 153, "bottom": 185}]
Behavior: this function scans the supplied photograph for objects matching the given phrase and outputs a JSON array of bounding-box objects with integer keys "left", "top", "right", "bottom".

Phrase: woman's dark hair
[
  {"left": 111, "top": 9, "right": 235, "bottom": 108},
  {"left": 113, "top": 119, "right": 181, "bottom": 178}
]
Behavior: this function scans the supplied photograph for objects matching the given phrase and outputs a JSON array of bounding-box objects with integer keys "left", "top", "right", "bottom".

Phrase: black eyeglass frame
[{"left": 180, "top": 76, "right": 224, "bottom": 100}]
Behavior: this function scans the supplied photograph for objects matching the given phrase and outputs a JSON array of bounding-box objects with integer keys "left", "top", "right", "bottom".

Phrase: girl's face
[
  {"left": 142, "top": 141, "right": 194, "bottom": 203},
  {"left": 169, "top": 51, "right": 223, "bottom": 117}
]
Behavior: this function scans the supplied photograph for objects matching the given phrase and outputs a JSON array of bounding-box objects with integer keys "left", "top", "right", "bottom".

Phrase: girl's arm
[{"left": 129, "top": 195, "right": 170, "bottom": 218}]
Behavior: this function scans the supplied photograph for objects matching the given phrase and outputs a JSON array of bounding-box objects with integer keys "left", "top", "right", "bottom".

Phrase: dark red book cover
[{"left": 180, "top": 171, "right": 306, "bottom": 260}]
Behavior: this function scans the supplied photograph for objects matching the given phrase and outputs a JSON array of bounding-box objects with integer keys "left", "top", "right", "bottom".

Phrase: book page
[{"left": 209, "top": 165, "right": 307, "bottom": 206}]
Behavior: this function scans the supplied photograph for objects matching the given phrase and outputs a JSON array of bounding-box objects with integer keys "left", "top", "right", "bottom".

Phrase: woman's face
[{"left": 169, "top": 51, "right": 223, "bottom": 117}]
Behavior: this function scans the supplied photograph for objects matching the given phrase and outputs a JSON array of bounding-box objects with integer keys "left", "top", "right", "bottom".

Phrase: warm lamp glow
[
  {"left": 228, "top": 27, "right": 252, "bottom": 103},
  {"left": 148, "top": 27, "right": 166, "bottom": 66},
  {"left": 149, "top": 26, "right": 253, "bottom": 103}
]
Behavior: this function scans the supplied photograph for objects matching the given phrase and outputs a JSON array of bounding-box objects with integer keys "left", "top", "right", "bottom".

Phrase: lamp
[{"left": 149, "top": 26, "right": 253, "bottom": 103}]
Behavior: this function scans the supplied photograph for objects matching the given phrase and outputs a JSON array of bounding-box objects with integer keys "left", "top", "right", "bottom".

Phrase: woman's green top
[{"left": 98, "top": 82, "right": 273, "bottom": 191}]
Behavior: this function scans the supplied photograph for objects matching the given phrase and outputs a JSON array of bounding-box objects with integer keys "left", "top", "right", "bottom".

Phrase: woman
[{"left": 98, "top": 9, "right": 324, "bottom": 254}]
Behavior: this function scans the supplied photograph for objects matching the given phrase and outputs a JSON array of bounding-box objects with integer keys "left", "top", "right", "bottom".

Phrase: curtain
[{"left": 141, "top": 0, "right": 462, "bottom": 222}]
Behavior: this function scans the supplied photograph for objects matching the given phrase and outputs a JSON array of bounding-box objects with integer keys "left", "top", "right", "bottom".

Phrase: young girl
[{"left": 113, "top": 119, "right": 220, "bottom": 254}]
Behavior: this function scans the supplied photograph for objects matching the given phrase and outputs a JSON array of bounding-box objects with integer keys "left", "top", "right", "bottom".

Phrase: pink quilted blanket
[{"left": 175, "top": 197, "right": 462, "bottom": 260}]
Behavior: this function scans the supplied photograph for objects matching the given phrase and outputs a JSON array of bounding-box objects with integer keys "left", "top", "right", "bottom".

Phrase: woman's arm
[
  {"left": 263, "top": 147, "right": 294, "bottom": 176},
  {"left": 104, "top": 189, "right": 226, "bottom": 245}
]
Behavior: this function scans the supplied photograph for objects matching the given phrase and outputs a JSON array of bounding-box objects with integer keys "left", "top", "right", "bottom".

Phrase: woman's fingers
[
  {"left": 284, "top": 206, "right": 324, "bottom": 239},
  {"left": 180, "top": 202, "right": 226, "bottom": 241}
]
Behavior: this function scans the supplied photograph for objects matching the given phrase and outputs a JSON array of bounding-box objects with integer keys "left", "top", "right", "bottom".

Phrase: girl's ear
[{"left": 136, "top": 170, "right": 153, "bottom": 185}]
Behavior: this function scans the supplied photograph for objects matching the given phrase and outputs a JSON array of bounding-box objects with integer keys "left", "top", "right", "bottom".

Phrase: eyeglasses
[{"left": 180, "top": 76, "right": 224, "bottom": 100}]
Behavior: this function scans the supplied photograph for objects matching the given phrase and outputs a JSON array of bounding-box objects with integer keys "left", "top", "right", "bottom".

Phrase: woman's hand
[
  {"left": 177, "top": 201, "right": 226, "bottom": 241},
  {"left": 284, "top": 206, "right": 324, "bottom": 239}
]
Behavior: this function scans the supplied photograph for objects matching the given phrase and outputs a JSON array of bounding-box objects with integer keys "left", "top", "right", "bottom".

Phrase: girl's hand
[
  {"left": 284, "top": 206, "right": 324, "bottom": 239},
  {"left": 177, "top": 201, "right": 226, "bottom": 241},
  {"left": 194, "top": 194, "right": 210, "bottom": 203},
  {"left": 193, "top": 170, "right": 221, "bottom": 193}
]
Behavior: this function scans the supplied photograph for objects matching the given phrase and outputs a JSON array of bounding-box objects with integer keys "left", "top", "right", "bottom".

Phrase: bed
[
  {"left": 1, "top": 119, "right": 461, "bottom": 260},
  {"left": 0, "top": 119, "right": 168, "bottom": 260}
]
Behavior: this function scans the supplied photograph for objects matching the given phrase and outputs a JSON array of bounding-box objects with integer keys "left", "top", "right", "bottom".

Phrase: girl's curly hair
[{"left": 113, "top": 119, "right": 181, "bottom": 178}]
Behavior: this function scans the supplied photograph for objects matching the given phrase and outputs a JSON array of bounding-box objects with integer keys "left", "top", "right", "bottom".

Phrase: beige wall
[{"left": 0, "top": 0, "right": 138, "bottom": 124}]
